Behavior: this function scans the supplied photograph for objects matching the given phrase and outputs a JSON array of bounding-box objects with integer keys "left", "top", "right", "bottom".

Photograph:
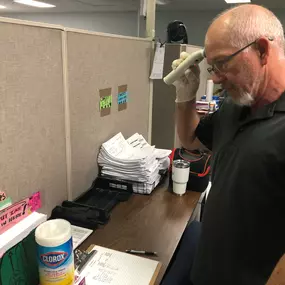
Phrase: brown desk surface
[
  {"left": 81, "top": 183, "right": 201, "bottom": 284},
  {"left": 266, "top": 254, "right": 285, "bottom": 285}
]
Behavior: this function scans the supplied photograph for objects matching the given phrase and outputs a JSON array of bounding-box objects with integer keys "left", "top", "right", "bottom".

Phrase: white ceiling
[{"left": 0, "top": 0, "right": 284, "bottom": 13}]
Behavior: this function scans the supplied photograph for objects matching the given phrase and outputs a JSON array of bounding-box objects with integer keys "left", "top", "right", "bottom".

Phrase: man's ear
[{"left": 256, "top": 37, "right": 270, "bottom": 65}]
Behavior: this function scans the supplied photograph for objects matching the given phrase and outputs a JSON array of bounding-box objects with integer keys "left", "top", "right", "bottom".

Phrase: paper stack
[
  {"left": 127, "top": 133, "right": 171, "bottom": 171},
  {"left": 98, "top": 133, "right": 171, "bottom": 194}
]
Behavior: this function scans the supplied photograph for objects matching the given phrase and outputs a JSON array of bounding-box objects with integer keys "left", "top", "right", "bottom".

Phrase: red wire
[{"left": 179, "top": 149, "right": 211, "bottom": 176}]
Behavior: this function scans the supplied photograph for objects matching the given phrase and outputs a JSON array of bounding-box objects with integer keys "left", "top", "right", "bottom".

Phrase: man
[{"left": 173, "top": 4, "right": 285, "bottom": 285}]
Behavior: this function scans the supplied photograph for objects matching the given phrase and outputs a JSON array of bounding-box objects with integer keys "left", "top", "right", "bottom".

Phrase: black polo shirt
[{"left": 191, "top": 93, "right": 285, "bottom": 285}]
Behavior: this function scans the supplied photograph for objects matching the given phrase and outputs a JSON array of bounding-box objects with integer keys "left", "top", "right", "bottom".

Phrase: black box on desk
[{"left": 50, "top": 176, "right": 133, "bottom": 229}]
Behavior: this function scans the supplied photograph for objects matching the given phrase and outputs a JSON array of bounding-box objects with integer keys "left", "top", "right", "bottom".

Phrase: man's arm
[
  {"left": 172, "top": 54, "right": 205, "bottom": 150},
  {"left": 176, "top": 100, "right": 203, "bottom": 150}
]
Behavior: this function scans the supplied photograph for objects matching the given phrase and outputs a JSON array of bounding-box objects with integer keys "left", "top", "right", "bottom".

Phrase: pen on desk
[{"left": 125, "top": 250, "right": 157, "bottom": 256}]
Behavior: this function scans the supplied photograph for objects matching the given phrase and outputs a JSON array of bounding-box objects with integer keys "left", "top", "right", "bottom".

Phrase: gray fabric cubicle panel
[
  {"left": 66, "top": 31, "right": 152, "bottom": 199},
  {"left": 152, "top": 44, "right": 183, "bottom": 149},
  {"left": 0, "top": 21, "right": 67, "bottom": 214}
]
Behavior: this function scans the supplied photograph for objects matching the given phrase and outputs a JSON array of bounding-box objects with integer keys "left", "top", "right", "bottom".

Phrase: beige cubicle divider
[
  {"left": 0, "top": 18, "right": 68, "bottom": 214},
  {"left": 66, "top": 29, "right": 152, "bottom": 199},
  {"left": 152, "top": 44, "right": 183, "bottom": 150}
]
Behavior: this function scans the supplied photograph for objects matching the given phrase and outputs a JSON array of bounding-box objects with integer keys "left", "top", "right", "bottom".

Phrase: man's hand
[{"left": 172, "top": 52, "right": 200, "bottom": 103}]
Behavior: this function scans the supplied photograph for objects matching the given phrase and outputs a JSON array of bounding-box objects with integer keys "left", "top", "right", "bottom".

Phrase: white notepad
[
  {"left": 71, "top": 225, "right": 93, "bottom": 249},
  {"left": 79, "top": 245, "right": 161, "bottom": 285}
]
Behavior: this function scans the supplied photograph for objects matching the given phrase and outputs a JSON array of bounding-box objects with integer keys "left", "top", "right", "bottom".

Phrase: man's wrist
[
  {"left": 175, "top": 93, "right": 196, "bottom": 103},
  {"left": 175, "top": 98, "right": 196, "bottom": 107}
]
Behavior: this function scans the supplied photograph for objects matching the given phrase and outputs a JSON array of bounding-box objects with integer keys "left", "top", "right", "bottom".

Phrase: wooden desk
[
  {"left": 81, "top": 183, "right": 201, "bottom": 284},
  {"left": 266, "top": 254, "right": 285, "bottom": 285}
]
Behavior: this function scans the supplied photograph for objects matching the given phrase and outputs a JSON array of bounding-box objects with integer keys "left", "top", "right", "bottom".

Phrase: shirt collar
[
  {"left": 273, "top": 92, "right": 285, "bottom": 112},
  {"left": 238, "top": 92, "right": 285, "bottom": 125}
]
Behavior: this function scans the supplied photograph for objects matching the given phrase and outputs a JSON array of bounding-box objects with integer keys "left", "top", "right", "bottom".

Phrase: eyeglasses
[{"left": 207, "top": 37, "right": 274, "bottom": 75}]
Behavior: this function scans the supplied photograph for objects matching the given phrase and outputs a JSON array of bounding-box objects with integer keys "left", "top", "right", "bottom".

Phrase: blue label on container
[
  {"left": 37, "top": 237, "right": 74, "bottom": 285},
  {"left": 40, "top": 251, "right": 69, "bottom": 268},
  {"left": 38, "top": 238, "right": 73, "bottom": 269}
]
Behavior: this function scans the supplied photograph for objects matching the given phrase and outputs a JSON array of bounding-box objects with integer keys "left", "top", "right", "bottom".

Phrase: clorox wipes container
[{"left": 35, "top": 219, "right": 74, "bottom": 285}]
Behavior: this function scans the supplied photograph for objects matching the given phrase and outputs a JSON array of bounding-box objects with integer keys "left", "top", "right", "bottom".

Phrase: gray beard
[{"left": 232, "top": 91, "right": 254, "bottom": 106}]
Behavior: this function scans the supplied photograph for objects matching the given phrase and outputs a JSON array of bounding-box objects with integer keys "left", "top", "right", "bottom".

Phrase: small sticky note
[
  {"left": 118, "top": 85, "right": 128, "bottom": 111},
  {"left": 100, "top": 95, "right": 112, "bottom": 110},
  {"left": 99, "top": 88, "right": 112, "bottom": 116},
  {"left": 118, "top": 91, "right": 128, "bottom": 105}
]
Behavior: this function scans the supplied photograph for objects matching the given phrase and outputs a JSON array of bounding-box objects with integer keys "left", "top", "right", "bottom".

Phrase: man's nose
[{"left": 211, "top": 72, "right": 226, "bottom": 84}]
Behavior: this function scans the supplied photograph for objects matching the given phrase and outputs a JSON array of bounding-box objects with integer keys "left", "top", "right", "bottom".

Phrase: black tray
[{"left": 63, "top": 177, "right": 133, "bottom": 224}]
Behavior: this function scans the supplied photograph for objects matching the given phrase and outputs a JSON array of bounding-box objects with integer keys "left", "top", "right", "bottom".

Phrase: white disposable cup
[{"left": 172, "top": 160, "right": 190, "bottom": 195}]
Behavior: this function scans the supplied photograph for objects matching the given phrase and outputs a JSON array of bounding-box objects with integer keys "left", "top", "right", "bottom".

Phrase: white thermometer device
[{"left": 163, "top": 49, "right": 205, "bottom": 85}]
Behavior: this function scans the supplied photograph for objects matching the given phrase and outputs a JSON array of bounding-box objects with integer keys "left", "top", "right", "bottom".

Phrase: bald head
[{"left": 206, "top": 4, "right": 284, "bottom": 53}]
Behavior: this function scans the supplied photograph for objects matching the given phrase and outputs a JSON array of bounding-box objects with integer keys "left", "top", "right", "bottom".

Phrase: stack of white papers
[
  {"left": 98, "top": 133, "right": 171, "bottom": 194},
  {"left": 127, "top": 133, "right": 171, "bottom": 171}
]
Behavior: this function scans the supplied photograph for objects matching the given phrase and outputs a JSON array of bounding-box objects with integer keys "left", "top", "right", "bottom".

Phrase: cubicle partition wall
[
  {"left": 66, "top": 30, "right": 152, "bottom": 199},
  {"left": 0, "top": 19, "right": 68, "bottom": 214},
  {"left": 0, "top": 17, "right": 153, "bottom": 213},
  {"left": 152, "top": 44, "right": 183, "bottom": 150}
]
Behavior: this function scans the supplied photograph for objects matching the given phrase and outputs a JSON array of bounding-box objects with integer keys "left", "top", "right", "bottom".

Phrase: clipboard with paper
[{"left": 76, "top": 245, "right": 161, "bottom": 285}]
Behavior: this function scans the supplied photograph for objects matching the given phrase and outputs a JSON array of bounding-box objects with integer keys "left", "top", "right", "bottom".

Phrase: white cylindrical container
[
  {"left": 163, "top": 49, "right": 205, "bottom": 85},
  {"left": 206, "top": 79, "right": 214, "bottom": 102},
  {"left": 35, "top": 219, "right": 74, "bottom": 285},
  {"left": 172, "top": 160, "right": 190, "bottom": 195}
]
